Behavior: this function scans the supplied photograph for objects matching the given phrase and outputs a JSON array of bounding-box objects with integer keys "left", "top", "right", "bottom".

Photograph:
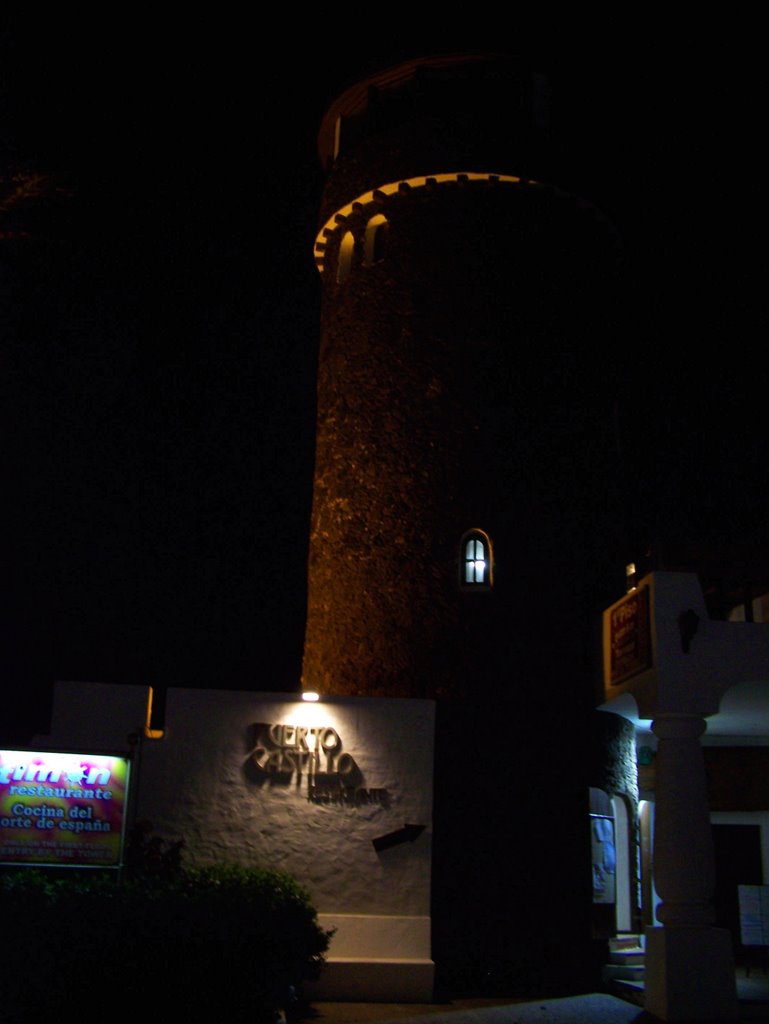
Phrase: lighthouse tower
[
  {"left": 301, "top": 54, "right": 631, "bottom": 992},
  {"left": 302, "top": 54, "right": 621, "bottom": 703}
]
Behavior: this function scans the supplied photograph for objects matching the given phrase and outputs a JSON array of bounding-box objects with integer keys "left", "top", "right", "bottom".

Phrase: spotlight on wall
[
  {"left": 302, "top": 691, "right": 320, "bottom": 702},
  {"left": 625, "top": 562, "right": 637, "bottom": 594}
]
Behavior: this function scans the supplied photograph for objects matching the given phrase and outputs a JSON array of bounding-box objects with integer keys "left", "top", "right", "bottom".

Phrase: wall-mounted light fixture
[
  {"left": 625, "top": 562, "right": 637, "bottom": 594},
  {"left": 302, "top": 691, "right": 320, "bottom": 702}
]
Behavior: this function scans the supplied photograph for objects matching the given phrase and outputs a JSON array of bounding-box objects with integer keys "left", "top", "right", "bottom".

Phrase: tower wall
[
  {"left": 304, "top": 164, "right": 620, "bottom": 701},
  {"left": 301, "top": 55, "right": 627, "bottom": 995}
]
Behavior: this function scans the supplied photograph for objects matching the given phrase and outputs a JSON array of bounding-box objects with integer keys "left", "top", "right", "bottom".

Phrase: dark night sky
[{"left": 1, "top": 15, "right": 767, "bottom": 741}]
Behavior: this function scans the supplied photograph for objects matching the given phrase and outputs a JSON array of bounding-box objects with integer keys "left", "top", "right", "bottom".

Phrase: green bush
[{"left": 0, "top": 862, "right": 332, "bottom": 1022}]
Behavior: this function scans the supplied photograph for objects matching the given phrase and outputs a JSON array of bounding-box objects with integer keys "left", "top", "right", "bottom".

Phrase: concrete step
[
  {"left": 609, "top": 933, "right": 645, "bottom": 951},
  {"left": 606, "top": 976, "right": 646, "bottom": 1008},
  {"left": 608, "top": 950, "right": 645, "bottom": 966},
  {"left": 604, "top": 936, "right": 645, "bottom": 987},
  {"left": 603, "top": 961, "right": 646, "bottom": 982},
  {"left": 608, "top": 934, "right": 645, "bottom": 965}
]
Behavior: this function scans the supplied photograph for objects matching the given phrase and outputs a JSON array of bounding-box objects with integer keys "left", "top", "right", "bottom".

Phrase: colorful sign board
[{"left": 0, "top": 749, "right": 130, "bottom": 867}]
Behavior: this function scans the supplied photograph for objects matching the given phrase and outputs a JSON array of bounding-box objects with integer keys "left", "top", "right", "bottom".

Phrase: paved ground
[
  {"left": 304, "top": 968, "right": 769, "bottom": 1023},
  {"left": 304, "top": 993, "right": 640, "bottom": 1023}
]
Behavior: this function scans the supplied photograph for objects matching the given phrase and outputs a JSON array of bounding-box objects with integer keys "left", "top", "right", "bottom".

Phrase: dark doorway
[{"left": 712, "top": 824, "right": 763, "bottom": 960}]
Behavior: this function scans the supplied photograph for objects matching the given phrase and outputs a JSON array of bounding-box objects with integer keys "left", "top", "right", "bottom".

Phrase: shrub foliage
[{"left": 1, "top": 857, "right": 332, "bottom": 1022}]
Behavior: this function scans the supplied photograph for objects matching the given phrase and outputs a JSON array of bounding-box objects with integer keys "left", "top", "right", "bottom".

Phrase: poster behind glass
[{"left": 591, "top": 813, "right": 616, "bottom": 904}]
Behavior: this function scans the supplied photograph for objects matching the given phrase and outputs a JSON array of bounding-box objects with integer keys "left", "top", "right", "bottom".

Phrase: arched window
[
  {"left": 364, "top": 214, "right": 388, "bottom": 266},
  {"left": 337, "top": 230, "right": 355, "bottom": 283},
  {"left": 460, "top": 529, "right": 493, "bottom": 589}
]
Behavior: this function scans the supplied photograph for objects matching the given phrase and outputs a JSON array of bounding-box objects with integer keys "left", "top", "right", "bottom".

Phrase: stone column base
[{"left": 645, "top": 925, "right": 738, "bottom": 1021}]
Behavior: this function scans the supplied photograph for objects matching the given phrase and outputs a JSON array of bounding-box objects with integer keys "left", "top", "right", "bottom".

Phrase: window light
[{"left": 460, "top": 529, "right": 493, "bottom": 589}]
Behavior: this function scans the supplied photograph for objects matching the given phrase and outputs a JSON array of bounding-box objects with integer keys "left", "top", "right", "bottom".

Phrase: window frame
[{"left": 459, "top": 529, "right": 493, "bottom": 590}]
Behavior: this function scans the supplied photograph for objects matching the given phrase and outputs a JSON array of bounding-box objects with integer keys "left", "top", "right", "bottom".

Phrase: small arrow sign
[{"left": 372, "top": 823, "right": 426, "bottom": 853}]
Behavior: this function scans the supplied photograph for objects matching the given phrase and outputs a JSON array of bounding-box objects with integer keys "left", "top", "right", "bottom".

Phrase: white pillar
[{"left": 645, "top": 713, "right": 738, "bottom": 1021}]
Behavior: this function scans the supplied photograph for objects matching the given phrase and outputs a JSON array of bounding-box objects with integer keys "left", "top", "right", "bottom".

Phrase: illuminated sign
[
  {"left": 0, "top": 750, "right": 130, "bottom": 867},
  {"left": 249, "top": 723, "right": 389, "bottom": 807},
  {"left": 608, "top": 587, "right": 652, "bottom": 686}
]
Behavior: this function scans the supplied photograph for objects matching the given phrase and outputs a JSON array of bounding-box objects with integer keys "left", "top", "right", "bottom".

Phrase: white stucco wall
[
  {"left": 40, "top": 683, "right": 437, "bottom": 998},
  {"left": 132, "top": 689, "right": 434, "bottom": 917}
]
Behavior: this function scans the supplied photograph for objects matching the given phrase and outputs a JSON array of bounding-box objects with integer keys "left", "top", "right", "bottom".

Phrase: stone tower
[
  {"left": 300, "top": 55, "right": 628, "bottom": 991},
  {"left": 301, "top": 54, "right": 622, "bottom": 704}
]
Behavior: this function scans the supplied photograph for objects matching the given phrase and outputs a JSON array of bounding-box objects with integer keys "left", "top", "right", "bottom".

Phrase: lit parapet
[
  {"left": 314, "top": 172, "right": 537, "bottom": 273},
  {"left": 0, "top": 170, "right": 51, "bottom": 213},
  {"left": 0, "top": 169, "right": 72, "bottom": 240}
]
